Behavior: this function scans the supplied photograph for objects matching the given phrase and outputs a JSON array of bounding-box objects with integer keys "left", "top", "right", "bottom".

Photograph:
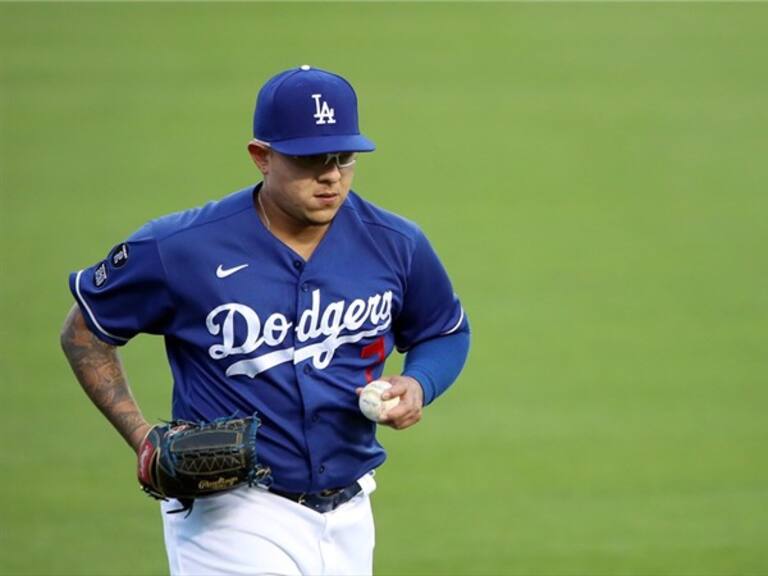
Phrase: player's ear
[{"left": 247, "top": 140, "right": 271, "bottom": 174}]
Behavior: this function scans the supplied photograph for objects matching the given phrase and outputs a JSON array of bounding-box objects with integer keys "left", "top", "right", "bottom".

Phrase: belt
[{"left": 269, "top": 481, "right": 363, "bottom": 514}]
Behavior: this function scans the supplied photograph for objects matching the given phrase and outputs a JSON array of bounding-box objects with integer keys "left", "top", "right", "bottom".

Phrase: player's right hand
[{"left": 376, "top": 375, "right": 424, "bottom": 431}]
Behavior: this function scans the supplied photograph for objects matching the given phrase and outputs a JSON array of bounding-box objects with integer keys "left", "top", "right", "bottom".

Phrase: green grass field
[{"left": 2, "top": 3, "right": 768, "bottom": 575}]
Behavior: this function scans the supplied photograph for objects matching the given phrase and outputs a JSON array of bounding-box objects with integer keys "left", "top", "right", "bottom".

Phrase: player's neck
[{"left": 256, "top": 189, "right": 330, "bottom": 261}]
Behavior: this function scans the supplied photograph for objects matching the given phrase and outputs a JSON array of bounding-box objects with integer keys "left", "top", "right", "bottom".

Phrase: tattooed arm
[{"left": 60, "top": 303, "right": 151, "bottom": 453}]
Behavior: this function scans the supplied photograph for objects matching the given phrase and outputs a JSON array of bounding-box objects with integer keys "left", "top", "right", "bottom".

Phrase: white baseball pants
[{"left": 160, "top": 474, "right": 376, "bottom": 576}]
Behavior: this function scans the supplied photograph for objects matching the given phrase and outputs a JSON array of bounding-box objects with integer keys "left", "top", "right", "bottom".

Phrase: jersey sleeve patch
[
  {"left": 93, "top": 262, "right": 108, "bottom": 288},
  {"left": 110, "top": 243, "right": 129, "bottom": 268}
]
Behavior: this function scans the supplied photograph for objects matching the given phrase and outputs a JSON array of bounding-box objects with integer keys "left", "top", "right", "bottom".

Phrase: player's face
[{"left": 251, "top": 143, "right": 356, "bottom": 228}]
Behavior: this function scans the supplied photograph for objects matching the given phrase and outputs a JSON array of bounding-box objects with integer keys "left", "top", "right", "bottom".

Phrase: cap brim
[{"left": 269, "top": 134, "right": 376, "bottom": 156}]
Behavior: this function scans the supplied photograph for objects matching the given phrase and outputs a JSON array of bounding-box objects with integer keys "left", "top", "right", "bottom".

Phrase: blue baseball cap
[{"left": 253, "top": 65, "right": 376, "bottom": 156}]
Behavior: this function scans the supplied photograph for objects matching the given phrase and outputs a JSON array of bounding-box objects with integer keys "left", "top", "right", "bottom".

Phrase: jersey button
[
  {"left": 319, "top": 465, "right": 326, "bottom": 474},
  {"left": 303, "top": 364, "right": 312, "bottom": 374},
  {"left": 312, "top": 414, "right": 319, "bottom": 423},
  {"left": 301, "top": 283, "right": 310, "bottom": 292},
  {"left": 293, "top": 260, "right": 303, "bottom": 270}
]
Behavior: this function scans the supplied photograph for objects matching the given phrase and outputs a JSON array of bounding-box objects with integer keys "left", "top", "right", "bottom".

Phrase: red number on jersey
[{"left": 360, "top": 336, "right": 386, "bottom": 383}]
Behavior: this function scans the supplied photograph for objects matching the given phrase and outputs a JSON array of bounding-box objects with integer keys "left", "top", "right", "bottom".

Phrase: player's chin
[
  {"left": 302, "top": 213, "right": 335, "bottom": 228},
  {"left": 306, "top": 203, "right": 341, "bottom": 224}
]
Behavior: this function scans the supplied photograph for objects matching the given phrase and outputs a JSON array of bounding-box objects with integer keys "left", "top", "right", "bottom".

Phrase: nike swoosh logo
[{"left": 216, "top": 264, "right": 249, "bottom": 279}]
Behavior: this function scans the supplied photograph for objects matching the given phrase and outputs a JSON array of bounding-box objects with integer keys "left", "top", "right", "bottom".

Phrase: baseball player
[{"left": 60, "top": 65, "right": 470, "bottom": 576}]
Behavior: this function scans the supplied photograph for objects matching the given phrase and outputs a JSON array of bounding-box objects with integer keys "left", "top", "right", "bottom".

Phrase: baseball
[{"left": 358, "top": 380, "right": 400, "bottom": 422}]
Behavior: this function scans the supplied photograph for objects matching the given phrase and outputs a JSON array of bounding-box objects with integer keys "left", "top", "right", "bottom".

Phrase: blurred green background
[{"left": 2, "top": 3, "right": 767, "bottom": 575}]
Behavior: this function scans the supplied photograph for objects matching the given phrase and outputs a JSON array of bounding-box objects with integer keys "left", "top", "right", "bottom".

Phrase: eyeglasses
[
  {"left": 251, "top": 139, "right": 357, "bottom": 171},
  {"left": 287, "top": 151, "right": 357, "bottom": 170}
]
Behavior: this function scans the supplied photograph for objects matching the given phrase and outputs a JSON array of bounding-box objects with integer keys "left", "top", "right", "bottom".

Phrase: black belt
[{"left": 269, "top": 481, "right": 362, "bottom": 514}]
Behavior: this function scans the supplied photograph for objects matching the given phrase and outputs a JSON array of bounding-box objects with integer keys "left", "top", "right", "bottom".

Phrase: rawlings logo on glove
[{"left": 137, "top": 415, "right": 271, "bottom": 513}]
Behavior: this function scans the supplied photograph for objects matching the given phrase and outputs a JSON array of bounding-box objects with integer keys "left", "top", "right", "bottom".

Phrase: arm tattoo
[{"left": 60, "top": 305, "right": 148, "bottom": 452}]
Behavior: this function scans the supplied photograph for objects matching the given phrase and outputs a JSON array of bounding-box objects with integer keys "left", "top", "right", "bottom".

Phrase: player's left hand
[{"left": 357, "top": 375, "right": 424, "bottom": 430}]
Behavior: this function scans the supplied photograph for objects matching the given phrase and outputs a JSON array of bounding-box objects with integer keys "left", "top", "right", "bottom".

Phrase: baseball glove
[{"left": 137, "top": 415, "right": 271, "bottom": 513}]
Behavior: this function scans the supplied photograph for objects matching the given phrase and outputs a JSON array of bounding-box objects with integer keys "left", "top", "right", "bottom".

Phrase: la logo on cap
[{"left": 311, "top": 93, "right": 336, "bottom": 125}]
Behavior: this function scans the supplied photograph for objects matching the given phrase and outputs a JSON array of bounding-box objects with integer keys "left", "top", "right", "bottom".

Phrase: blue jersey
[{"left": 69, "top": 185, "right": 466, "bottom": 492}]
